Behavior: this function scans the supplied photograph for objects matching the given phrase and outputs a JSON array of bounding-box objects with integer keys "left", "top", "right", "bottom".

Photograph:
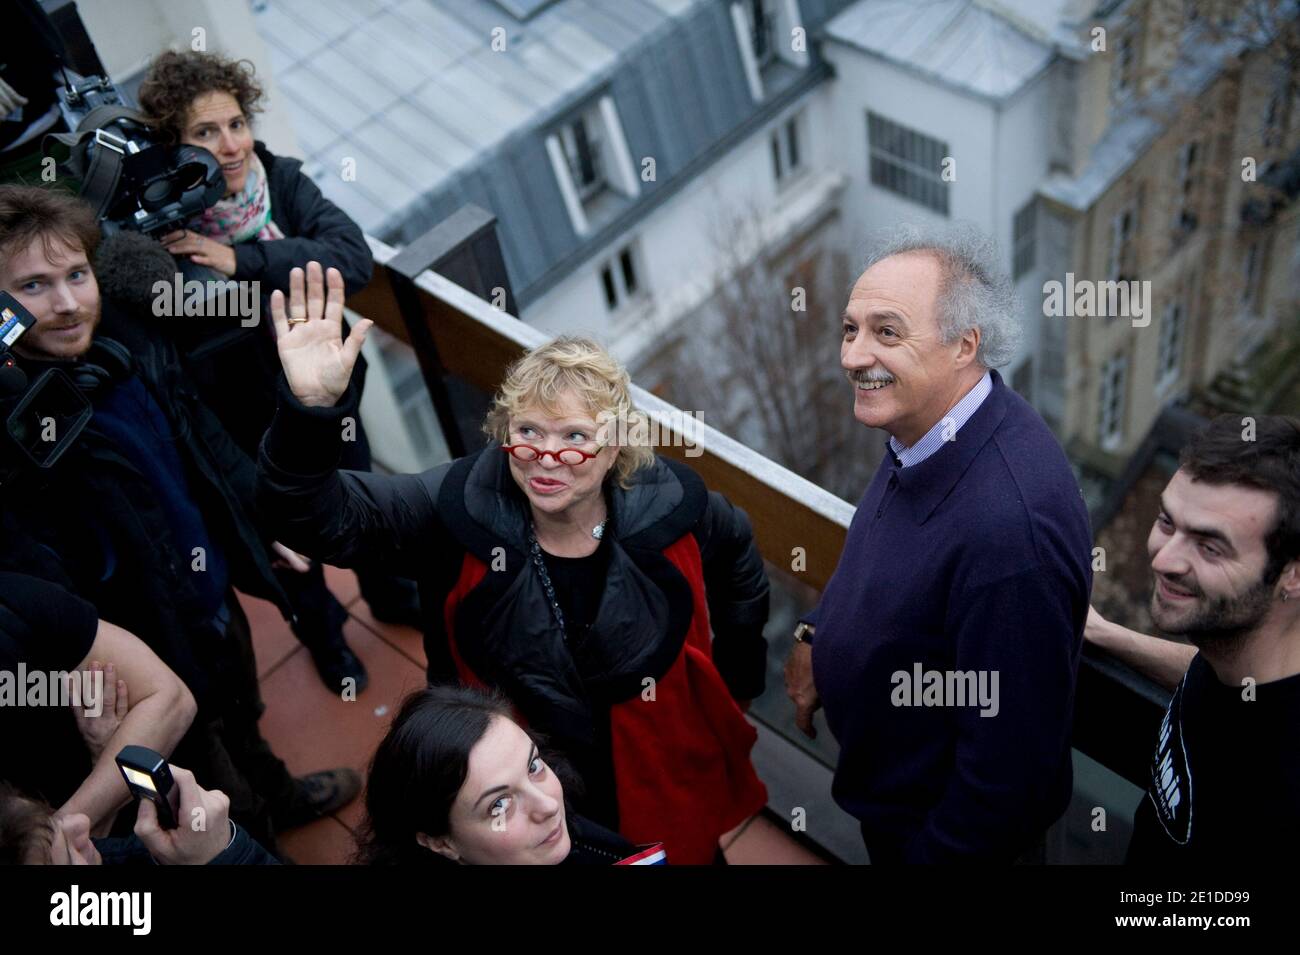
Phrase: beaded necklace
[{"left": 527, "top": 517, "right": 608, "bottom": 639}]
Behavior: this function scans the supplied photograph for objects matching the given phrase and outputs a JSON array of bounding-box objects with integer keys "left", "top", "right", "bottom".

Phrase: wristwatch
[{"left": 793, "top": 621, "right": 815, "bottom": 645}]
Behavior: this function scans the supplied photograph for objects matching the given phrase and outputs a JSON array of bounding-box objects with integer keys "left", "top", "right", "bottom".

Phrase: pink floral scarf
[{"left": 189, "top": 150, "right": 285, "bottom": 244}]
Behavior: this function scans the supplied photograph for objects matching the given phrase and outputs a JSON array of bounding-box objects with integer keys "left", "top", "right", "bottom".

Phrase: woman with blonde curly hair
[{"left": 256, "top": 264, "right": 771, "bottom": 863}]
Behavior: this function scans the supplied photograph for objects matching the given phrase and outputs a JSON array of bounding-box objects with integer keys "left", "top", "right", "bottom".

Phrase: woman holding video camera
[{"left": 137, "top": 50, "right": 421, "bottom": 694}]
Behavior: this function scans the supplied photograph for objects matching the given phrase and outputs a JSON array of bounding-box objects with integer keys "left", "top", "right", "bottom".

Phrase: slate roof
[{"left": 254, "top": 0, "right": 854, "bottom": 304}]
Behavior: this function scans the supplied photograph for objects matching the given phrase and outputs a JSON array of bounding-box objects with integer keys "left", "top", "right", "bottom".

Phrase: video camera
[
  {"left": 0, "top": 291, "right": 91, "bottom": 488},
  {"left": 47, "top": 71, "right": 226, "bottom": 237}
]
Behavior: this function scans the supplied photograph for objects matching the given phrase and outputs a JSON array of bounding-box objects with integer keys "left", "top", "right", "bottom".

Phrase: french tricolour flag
[{"left": 615, "top": 842, "right": 667, "bottom": 865}]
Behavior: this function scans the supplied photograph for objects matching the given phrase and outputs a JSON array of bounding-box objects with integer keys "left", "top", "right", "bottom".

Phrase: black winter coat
[
  {"left": 257, "top": 376, "right": 770, "bottom": 700},
  {"left": 7, "top": 305, "right": 291, "bottom": 705},
  {"left": 166, "top": 141, "right": 374, "bottom": 459}
]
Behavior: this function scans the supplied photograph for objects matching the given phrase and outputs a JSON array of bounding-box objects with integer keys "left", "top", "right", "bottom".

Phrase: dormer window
[
  {"left": 747, "top": 0, "right": 777, "bottom": 67},
  {"left": 731, "top": 0, "right": 808, "bottom": 102},
  {"left": 560, "top": 114, "right": 605, "bottom": 201},
  {"left": 545, "top": 95, "right": 640, "bottom": 236}
]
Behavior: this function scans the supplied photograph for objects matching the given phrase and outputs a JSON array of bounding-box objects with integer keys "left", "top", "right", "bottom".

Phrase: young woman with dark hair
[{"left": 355, "top": 685, "right": 659, "bottom": 865}]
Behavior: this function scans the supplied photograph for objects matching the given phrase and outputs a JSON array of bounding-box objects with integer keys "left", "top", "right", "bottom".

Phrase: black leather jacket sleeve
[
  {"left": 695, "top": 491, "right": 770, "bottom": 701},
  {"left": 256, "top": 374, "right": 450, "bottom": 577}
]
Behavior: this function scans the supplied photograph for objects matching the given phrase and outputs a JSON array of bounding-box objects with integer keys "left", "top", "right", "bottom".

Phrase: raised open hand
[{"left": 271, "top": 261, "right": 373, "bottom": 408}]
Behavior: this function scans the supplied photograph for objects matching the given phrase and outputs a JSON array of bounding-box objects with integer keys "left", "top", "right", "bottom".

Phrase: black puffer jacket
[
  {"left": 166, "top": 141, "right": 373, "bottom": 458},
  {"left": 257, "top": 375, "right": 770, "bottom": 705}
]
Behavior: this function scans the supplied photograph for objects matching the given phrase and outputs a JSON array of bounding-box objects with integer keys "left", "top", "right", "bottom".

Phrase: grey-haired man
[{"left": 784, "top": 225, "right": 1094, "bottom": 863}]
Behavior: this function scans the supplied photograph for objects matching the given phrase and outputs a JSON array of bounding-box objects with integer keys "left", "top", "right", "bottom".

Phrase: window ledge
[{"left": 583, "top": 188, "right": 635, "bottom": 235}]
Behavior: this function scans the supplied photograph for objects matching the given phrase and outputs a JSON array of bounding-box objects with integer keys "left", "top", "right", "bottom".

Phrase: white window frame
[
  {"left": 599, "top": 241, "right": 646, "bottom": 314},
  {"left": 1156, "top": 300, "right": 1185, "bottom": 391},
  {"left": 1098, "top": 352, "right": 1128, "bottom": 451},
  {"left": 1108, "top": 199, "right": 1138, "bottom": 283},
  {"left": 1012, "top": 199, "right": 1036, "bottom": 280},
  {"left": 730, "top": 0, "right": 807, "bottom": 103},
  {"left": 559, "top": 113, "right": 606, "bottom": 201},
  {"left": 545, "top": 95, "right": 640, "bottom": 237},
  {"left": 1172, "top": 141, "right": 1199, "bottom": 236},
  {"left": 867, "top": 111, "right": 950, "bottom": 216},
  {"left": 771, "top": 112, "right": 804, "bottom": 186}
]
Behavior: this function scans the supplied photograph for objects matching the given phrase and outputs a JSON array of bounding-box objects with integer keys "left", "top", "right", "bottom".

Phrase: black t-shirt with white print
[{"left": 1128, "top": 651, "right": 1300, "bottom": 863}]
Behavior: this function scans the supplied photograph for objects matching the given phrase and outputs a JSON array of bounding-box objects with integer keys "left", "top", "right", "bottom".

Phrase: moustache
[{"left": 48, "top": 305, "right": 99, "bottom": 328}]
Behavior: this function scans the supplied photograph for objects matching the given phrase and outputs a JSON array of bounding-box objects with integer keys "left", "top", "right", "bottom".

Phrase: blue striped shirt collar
[{"left": 888, "top": 371, "right": 993, "bottom": 468}]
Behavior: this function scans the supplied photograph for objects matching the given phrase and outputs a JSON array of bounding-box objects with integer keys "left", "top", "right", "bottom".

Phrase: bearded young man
[
  {"left": 1086, "top": 415, "right": 1300, "bottom": 862},
  {"left": 0, "top": 185, "right": 359, "bottom": 853}
]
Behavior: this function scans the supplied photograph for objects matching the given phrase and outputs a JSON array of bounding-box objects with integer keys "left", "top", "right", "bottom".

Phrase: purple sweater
[{"left": 808, "top": 371, "right": 1092, "bottom": 863}]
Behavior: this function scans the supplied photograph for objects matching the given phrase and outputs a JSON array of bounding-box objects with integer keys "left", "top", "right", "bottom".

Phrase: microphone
[
  {"left": 93, "top": 231, "right": 180, "bottom": 315},
  {"left": 94, "top": 231, "right": 237, "bottom": 326}
]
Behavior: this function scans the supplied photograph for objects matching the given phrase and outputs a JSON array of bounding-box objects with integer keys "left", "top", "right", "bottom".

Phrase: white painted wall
[
  {"left": 823, "top": 42, "right": 997, "bottom": 249},
  {"left": 75, "top": 0, "right": 301, "bottom": 158},
  {"left": 996, "top": 67, "right": 1058, "bottom": 379}
]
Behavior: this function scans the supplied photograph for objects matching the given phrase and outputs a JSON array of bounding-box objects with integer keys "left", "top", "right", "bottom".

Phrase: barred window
[{"left": 867, "top": 112, "right": 950, "bottom": 215}]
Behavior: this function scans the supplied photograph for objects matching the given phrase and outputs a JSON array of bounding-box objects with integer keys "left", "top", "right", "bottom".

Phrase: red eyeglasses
[{"left": 500, "top": 443, "right": 606, "bottom": 466}]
